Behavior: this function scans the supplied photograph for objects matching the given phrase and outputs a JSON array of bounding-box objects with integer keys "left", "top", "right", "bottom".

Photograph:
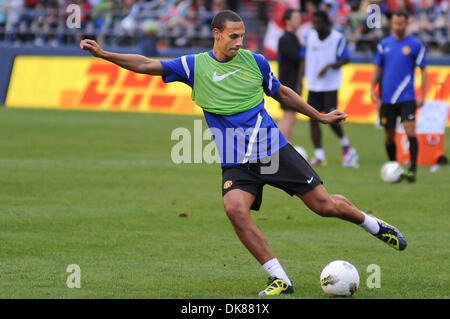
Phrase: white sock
[
  {"left": 340, "top": 136, "right": 350, "bottom": 147},
  {"left": 314, "top": 148, "right": 325, "bottom": 161},
  {"left": 359, "top": 211, "right": 380, "bottom": 234},
  {"left": 262, "top": 258, "right": 292, "bottom": 286}
]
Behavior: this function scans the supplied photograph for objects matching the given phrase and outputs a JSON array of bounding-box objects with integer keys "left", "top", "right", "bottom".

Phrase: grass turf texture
[{"left": 0, "top": 107, "right": 449, "bottom": 299}]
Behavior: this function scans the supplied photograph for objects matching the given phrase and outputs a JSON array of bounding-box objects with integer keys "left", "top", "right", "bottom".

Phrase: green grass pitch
[{"left": 0, "top": 107, "right": 449, "bottom": 298}]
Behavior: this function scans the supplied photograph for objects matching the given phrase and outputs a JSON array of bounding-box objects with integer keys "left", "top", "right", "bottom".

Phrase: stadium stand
[{"left": 0, "top": 0, "right": 448, "bottom": 56}]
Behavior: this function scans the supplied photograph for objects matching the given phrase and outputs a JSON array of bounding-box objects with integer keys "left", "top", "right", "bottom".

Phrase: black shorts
[
  {"left": 379, "top": 100, "right": 417, "bottom": 129},
  {"left": 307, "top": 90, "right": 338, "bottom": 113},
  {"left": 221, "top": 144, "right": 323, "bottom": 211}
]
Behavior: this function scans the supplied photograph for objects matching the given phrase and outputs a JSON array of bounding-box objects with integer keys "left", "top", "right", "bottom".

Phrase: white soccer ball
[
  {"left": 380, "top": 161, "right": 404, "bottom": 183},
  {"left": 121, "top": 16, "right": 137, "bottom": 33},
  {"left": 320, "top": 260, "right": 360, "bottom": 297},
  {"left": 294, "top": 145, "right": 308, "bottom": 161}
]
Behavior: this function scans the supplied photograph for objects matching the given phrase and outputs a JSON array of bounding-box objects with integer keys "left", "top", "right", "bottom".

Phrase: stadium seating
[{"left": 0, "top": 0, "right": 449, "bottom": 55}]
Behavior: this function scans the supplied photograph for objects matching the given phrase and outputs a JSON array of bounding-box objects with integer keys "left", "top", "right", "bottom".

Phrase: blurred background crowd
[{"left": 0, "top": 0, "right": 449, "bottom": 57}]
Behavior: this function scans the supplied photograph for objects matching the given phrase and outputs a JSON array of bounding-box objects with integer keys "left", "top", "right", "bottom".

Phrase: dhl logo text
[{"left": 59, "top": 61, "right": 200, "bottom": 114}]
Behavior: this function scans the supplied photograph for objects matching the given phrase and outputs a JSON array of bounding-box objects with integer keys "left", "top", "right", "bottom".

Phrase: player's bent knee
[{"left": 224, "top": 201, "right": 249, "bottom": 222}]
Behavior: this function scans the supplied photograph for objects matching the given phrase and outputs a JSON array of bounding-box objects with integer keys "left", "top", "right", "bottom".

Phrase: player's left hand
[
  {"left": 320, "top": 109, "right": 348, "bottom": 124},
  {"left": 416, "top": 96, "right": 425, "bottom": 108}
]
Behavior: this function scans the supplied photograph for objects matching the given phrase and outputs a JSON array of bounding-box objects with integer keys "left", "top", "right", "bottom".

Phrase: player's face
[
  {"left": 287, "top": 11, "right": 301, "bottom": 31},
  {"left": 214, "top": 21, "right": 245, "bottom": 59},
  {"left": 391, "top": 15, "right": 408, "bottom": 38},
  {"left": 312, "top": 16, "right": 328, "bottom": 36}
]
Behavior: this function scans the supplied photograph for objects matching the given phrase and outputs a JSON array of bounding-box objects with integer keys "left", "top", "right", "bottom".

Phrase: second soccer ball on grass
[{"left": 380, "top": 161, "right": 404, "bottom": 183}]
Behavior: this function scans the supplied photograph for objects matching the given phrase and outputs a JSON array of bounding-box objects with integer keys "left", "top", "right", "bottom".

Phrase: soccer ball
[
  {"left": 294, "top": 145, "right": 308, "bottom": 161},
  {"left": 380, "top": 161, "right": 404, "bottom": 183},
  {"left": 320, "top": 260, "right": 360, "bottom": 297},
  {"left": 121, "top": 16, "right": 137, "bottom": 33}
]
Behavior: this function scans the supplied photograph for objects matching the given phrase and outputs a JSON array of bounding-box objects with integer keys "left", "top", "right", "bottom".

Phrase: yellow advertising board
[{"left": 6, "top": 56, "right": 450, "bottom": 125}]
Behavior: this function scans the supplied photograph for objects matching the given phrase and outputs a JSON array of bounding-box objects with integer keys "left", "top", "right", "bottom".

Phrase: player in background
[
  {"left": 371, "top": 10, "right": 427, "bottom": 183},
  {"left": 277, "top": 9, "right": 302, "bottom": 142},
  {"left": 81, "top": 10, "right": 407, "bottom": 297},
  {"left": 300, "top": 10, "right": 359, "bottom": 167}
]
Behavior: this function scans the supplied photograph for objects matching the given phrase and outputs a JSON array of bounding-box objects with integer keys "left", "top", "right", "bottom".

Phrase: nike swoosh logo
[
  {"left": 212, "top": 69, "right": 241, "bottom": 82},
  {"left": 307, "top": 176, "right": 314, "bottom": 184}
]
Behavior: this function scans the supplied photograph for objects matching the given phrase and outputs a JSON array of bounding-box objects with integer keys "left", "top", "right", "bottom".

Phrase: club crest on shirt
[{"left": 402, "top": 45, "right": 411, "bottom": 55}]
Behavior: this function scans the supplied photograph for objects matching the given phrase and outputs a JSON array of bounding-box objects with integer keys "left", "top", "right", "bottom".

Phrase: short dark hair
[
  {"left": 282, "top": 9, "right": 297, "bottom": 23},
  {"left": 211, "top": 10, "right": 243, "bottom": 31},
  {"left": 312, "top": 10, "right": 331, "bottom": 25},
  {"left": 392, "top": 10, "right": 409, "bottom": 20}
]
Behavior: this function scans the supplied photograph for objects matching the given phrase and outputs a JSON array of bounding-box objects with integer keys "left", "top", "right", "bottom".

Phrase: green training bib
[{"left": 192, "top": 49, "right": 264, "bottom": 115}]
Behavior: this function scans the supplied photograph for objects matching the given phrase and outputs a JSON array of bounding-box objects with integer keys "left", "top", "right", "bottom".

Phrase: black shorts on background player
[
  {"left": 222, "top": 144, "right": 323, "bottom": 211},
  {"left": 307, "top": 90, "right": 338, "bottom": 113},
  {"left": 379, "top": 100, "right": 417, "bottom": 129}
]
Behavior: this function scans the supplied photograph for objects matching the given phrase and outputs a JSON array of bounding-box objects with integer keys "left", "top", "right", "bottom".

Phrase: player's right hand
[
  {"left": 80, "top": 39, "right": 104, "bottom": 58},
  {"left": 416, "top": 95, "right": 425, "bottom": 108},
  {"left": 321, "top": 109, "right": 348, "bottom": 124}
]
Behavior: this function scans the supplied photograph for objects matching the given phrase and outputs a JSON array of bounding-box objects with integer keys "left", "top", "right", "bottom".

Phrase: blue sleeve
[
  {"left": 160, "top": 55, "right": 195, "bottom": 87},
  {"left": 374, "top": 43, "right": 384, "bottom": 66},
  {"left": 252, "top": 53, "right": 281, "bottom": 96},
  {"left": 300, "top": 45, "right": 306, "bottom": 59},
  {"left": 300, "top": 32, "right": 308, "bottom": 59},
  {"left": 336, "top": 37, "right": 350, "bottom": 60},
  {"left": 415, "top": 43, "right": 427, "bottom": 69}
]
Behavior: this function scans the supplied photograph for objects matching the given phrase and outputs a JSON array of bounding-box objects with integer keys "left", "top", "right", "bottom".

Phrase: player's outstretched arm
[
  {"left": 273, "top": 85, "right": 347, "bottom": 124},
  {"left": 80, "top": 39, "right": 164, "bottom": 76}
]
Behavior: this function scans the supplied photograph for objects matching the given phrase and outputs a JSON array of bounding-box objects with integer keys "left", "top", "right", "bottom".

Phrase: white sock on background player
[
  {"left": 340, "top": 136, "right": 351, "bottom": 148},
  {"left": 314, "top": 148, "right": 325, "bottom": 161},
  {"left": 359, "top": 211, "right": 380, "bottom": 234},
  {"left": 262, "top": 258, "right": 292, "bottom": 286}
]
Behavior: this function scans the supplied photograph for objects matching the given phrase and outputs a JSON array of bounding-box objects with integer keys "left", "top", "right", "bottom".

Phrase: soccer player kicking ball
[{"left": 81, "top": 10, "right": 407, "bottom": 297}]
